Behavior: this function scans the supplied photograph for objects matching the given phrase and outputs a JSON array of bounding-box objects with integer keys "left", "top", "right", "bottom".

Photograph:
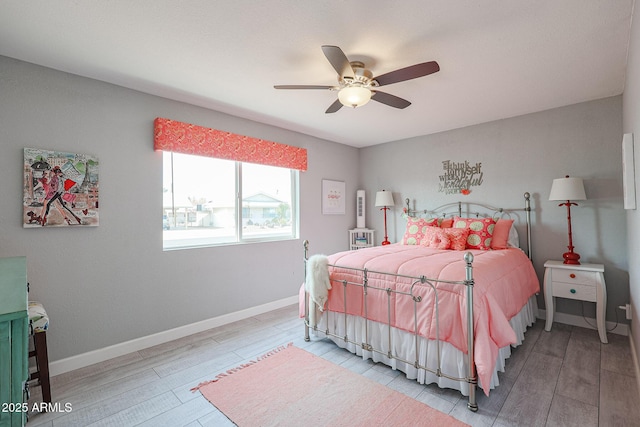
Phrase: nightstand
[{"left": 544, "top": 260, "right": 607, "bottom": 343}]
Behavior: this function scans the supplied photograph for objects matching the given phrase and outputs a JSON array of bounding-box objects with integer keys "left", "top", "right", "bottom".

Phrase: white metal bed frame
[{"left": 303, "top": 192, "right": 532, "bottom": 412}]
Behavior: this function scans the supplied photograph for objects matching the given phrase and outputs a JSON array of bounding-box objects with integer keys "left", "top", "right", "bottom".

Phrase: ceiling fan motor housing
[{"left": 341, "top": 61, "right": 376, "bottom": 88}]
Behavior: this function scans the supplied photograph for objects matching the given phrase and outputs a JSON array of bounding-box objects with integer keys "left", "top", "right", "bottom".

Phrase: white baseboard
[
  {"left": 537, "top": 309, "right": 629, "bottom": 336},
  {"left": 49, "top": 295, "right": 299, "bottom": 377}
]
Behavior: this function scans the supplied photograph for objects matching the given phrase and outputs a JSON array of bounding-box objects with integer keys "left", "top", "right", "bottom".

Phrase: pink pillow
[
  {"left": 453, "top": 217, "right": 496, "bottom": 250},
  {"left": 402, "top": 217, "right": 438, "bottom": 245},
  {"left": 441, "top": 227, "right": 470, "bottom": 251},
  {"left": 490, "top": 219, "right": 514, "bottom": 250},
  {"left": 421, "top": 226, "right": 451, "bottom": 249}
]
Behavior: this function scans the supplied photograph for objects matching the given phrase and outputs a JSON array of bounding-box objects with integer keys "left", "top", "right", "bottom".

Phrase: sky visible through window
[{"left": 163, "top": 153, "right": 292, "bottom": 207}]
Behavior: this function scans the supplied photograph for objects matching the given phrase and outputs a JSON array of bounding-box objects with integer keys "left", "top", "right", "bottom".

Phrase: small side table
[
  {"left": 544, "top": 260, "right": 607, "bottom": 343},
  {"left": 349, "top": 228, "right": 375, "bottom": 250}
]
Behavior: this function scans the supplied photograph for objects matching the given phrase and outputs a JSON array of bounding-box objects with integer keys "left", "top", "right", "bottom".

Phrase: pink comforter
[{"left": 316, "top": 244, "right": 539, "bottom": 395}]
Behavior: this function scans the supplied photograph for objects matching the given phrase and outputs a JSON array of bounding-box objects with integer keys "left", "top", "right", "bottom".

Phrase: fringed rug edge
[{"left": 190, "top": 342, "right": 294, "bottom": 392}]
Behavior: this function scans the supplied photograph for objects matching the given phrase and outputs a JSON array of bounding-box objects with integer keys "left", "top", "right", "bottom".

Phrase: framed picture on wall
[
  {"left": 623, "top": 133, "right": 636, "bottom": 210},
  {"left": 322, "top": 179, "right": 345, "bottom": 215},
  {"left": 23, "top": 147, "right": 99, "bottom": 227}
]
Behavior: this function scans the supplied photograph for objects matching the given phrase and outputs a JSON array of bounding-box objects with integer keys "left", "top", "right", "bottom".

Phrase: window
[
  {"left": 154, "top": 118, "right": 306, "bottom": 250},
  {"left": 163, "top": 152, "right": 298, "bottom": 250}
]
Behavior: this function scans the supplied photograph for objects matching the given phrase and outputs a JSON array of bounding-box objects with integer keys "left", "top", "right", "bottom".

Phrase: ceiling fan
[{"left": 274, "top": 45, "right": 440, "bottom": 114}]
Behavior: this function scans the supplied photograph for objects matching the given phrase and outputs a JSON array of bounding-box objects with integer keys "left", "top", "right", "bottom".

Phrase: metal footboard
[{"left": 303, "top": 240, "right": 479, "bottom": 412}]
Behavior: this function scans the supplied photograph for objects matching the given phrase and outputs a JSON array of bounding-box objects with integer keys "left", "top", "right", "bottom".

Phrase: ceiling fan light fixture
[
  {"left": 274, "top": 45, "right": 439, "bottom": 113},
  {"left": 338, "top": 85, "right": 372, "bottom": 108}
]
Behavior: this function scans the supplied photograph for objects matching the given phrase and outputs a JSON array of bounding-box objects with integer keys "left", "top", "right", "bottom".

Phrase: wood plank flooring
[{"left": 26, "top": 304, "right": 640, "bottom": 426}]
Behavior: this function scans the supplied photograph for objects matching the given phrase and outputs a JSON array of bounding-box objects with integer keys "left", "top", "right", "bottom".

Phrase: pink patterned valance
[{"left": 154, "top": 117, "right": 307, "bottom": 171}]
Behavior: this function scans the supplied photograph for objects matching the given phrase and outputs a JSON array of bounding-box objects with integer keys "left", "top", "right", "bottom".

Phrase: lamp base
[
  {"left": 562, "top": 251, "right": 581, "bottom": 265},
  {"left": 381, "top": 240, "right": 391, "bottom": 246}
]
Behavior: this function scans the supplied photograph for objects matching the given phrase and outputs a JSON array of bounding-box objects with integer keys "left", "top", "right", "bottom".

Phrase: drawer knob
[
  {"left": 570, "top": 289, "right": 576, "bottom": 294},
  {"left": 569, "top": 273, "right": 576, "bottom": 279}
]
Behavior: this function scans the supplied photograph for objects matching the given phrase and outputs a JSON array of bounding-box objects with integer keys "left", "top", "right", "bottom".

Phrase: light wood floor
[{"left": 26, "top": 304, "right": 639, "bottom": 426}]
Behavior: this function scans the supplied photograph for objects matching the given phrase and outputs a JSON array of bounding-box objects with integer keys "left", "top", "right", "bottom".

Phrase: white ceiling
[{"left": 0, "top": 1, "right": 635, "bottom": 147}]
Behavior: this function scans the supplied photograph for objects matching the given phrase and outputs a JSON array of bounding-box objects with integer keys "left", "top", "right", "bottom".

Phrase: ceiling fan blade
[
  {"left": 371, "top": 91, "right": 411, "bottom": 109},
  {"left": 373, "top": 61, "right": 440, "bottom": 86},
  {"left": 325, "top": 99, "right": 343, "bottom": 114},
  {"left": 321, "top": 45, "right": 355, "bottom": 79},
  {"left": 274, "top": 85, "right": 336, "bottom": 90}
]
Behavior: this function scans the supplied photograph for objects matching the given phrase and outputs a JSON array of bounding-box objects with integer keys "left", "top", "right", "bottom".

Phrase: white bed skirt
[{"left": 311, "top": 295, "right": 538, "bottom": 396}]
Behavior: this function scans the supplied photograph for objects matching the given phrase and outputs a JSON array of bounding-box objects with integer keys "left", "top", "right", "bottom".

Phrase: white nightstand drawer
[
  {"left": 551, "top": 269, "right": 597, "bottom": 286},
  {"left": 551, "top": 281, "right": 597, "bottom": 302}
]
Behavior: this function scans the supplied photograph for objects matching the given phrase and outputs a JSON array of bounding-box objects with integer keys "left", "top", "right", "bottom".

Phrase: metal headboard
[{"left": 404, "top": 192, "right": 532, "bottom": 259}]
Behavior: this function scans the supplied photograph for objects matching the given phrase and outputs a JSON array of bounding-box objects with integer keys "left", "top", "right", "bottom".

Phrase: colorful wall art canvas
[{"left": 23, "top": 147, "right": 99, "bottom": 227}]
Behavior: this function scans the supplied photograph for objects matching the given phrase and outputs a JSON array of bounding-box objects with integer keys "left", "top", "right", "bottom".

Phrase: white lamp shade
[
  {"left": 338, "top": 86, "right": 372, "bottom": 108},
  {"left": 549, "top": 176, "right": 586, "bottom": 201},
  {"left": 375, "top": 190, "right": 395, "bottom": 207}
]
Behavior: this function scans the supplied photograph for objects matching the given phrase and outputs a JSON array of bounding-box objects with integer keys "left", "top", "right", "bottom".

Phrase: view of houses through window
[{"left": 163, "top": 152, "right": 298, "bottom": 249}]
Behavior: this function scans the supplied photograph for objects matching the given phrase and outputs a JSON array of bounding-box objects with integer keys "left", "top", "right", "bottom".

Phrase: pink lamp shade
[{"left": 549, "top": 176, "right": 586, "bottom": 265}]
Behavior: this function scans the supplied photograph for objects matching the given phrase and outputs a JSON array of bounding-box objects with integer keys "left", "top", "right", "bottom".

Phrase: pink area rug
[{"left": 193, "top": 344, "right": 469, "bottom": 427}]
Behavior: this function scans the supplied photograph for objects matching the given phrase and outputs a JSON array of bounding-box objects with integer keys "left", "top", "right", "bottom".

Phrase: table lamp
[
  {"left": 375, "top": 190, "right": 395, "bottom": 245},
  {"left": 549, "top": 176, "right": 586, "bottom": 264}
]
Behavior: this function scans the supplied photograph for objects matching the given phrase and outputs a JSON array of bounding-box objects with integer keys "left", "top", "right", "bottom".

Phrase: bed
[{"left": 301, "top": 193, "right": 540, "bottom": 412}]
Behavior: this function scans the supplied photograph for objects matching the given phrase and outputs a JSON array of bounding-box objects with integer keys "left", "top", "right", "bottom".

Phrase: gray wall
[
  {"left": 360, "top": 96, "right": 628, "bottom": 324},
  {"left": 622, "top": 3, "right": 640, "bottom": 364},
  {"left": 0, "top": 56, "right": 358, "bottom": 362}
]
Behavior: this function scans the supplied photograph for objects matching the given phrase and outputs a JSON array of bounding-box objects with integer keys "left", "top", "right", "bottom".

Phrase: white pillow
[{"left": 507, "top": 224, "right": 520, "bottom": 248}]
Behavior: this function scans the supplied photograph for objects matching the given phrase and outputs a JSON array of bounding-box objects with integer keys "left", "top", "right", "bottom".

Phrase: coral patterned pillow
[
  {"left": 420, "top": 226, "right": 451, "bottom": 249},
  {"left": 402, "top": 217, "right": 438, "bottom": 245},
  {"left": 453, "top": 217, "right": 496, "bottom": 250},
  {"left": 441, "top": 227, "right": 470, "bottom": 251}
]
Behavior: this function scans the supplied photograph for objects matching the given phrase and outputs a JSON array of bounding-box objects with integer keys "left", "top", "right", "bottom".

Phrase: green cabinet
[{"left": 0, "top": 257, "right": 28, "bottom": 427}]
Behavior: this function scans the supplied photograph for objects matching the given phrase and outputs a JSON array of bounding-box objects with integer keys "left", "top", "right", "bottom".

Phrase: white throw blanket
[{"left": 305, "top": 254, "right": 331, "bottom": 325}]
